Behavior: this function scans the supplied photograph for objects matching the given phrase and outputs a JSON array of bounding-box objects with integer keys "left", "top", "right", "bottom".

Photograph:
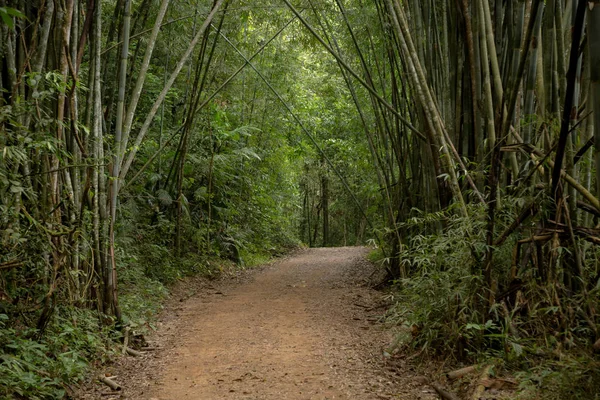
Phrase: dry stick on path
[
  {"left": 446, "top": 364, "right": 480, "bottom": 380},
  {"left": 98, "top": 376, "right": 121, "bottom": 391},
  {"left": 471, "top": 364, "right": 492, "bottom": 400},
  {"left": 125, "top": 347, "right": 142, "bottom": 357},
  {"left": 415, "top": 376, "right": 459, "bottom": 400},
  {"left": 122, "top": 326, "right": 130, "bottom": 355}
]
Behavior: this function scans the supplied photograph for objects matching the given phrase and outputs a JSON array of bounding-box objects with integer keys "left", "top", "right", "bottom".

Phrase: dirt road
[{"left": 91, "top": 247, "right": 436, "bottom": 399}]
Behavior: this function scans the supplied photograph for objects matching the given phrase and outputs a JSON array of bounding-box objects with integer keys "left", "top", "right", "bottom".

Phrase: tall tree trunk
[
  {"left": 587, "top": 2, "right": 600, "bottom": 201},
  {"left": 524, "top": 5, "right": 544, "bottom": 144},
  {"left": 321, "top": 167, "right": 329, "bottom": 247},
  {"left": 108, "top": 0, "right": 132, "bottom": 322}
]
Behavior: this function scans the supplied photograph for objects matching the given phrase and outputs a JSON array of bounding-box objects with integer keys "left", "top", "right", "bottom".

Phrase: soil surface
[{"left": 83, "top": 247, "right": 439, "bottom": 399}]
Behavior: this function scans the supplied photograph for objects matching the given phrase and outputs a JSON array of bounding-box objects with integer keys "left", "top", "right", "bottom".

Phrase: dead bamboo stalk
[
  {"left": 125, "top": 347, "right": 142, "bottom": 357},
  {"left": 416, "top": 376, "right": 460, "bottom": 400},
  {"left": 98, "top": 375, "right": 121, "bottom": 391},
  {"left": 446, "top": 364, "right": 479, "bottom": 380},
  {"left": 122, "top": 326, "right": 130, "bottom": 355},
  {"left": 472, "top": 365, "right": 492, "bottom": 400},
  {"left": 510, "top": 128, "right": 600, "bottom": 210}
]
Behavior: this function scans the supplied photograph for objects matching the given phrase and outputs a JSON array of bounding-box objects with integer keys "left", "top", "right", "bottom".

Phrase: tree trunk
[
  {"left": 321, "top": 168, "right": 329, "bottom": 247},
  {"left": 588, "top": 2, "right": 600, "bottom": 201}
]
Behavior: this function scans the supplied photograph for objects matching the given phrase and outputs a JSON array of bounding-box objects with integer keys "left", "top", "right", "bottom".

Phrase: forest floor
[{"left": 80, "top": 247, "right": 440, "bottom": 399}]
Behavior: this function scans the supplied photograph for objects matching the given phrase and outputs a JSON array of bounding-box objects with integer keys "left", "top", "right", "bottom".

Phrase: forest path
[{"left": 111, "top": 248, "right": 435, "bottom": 399}]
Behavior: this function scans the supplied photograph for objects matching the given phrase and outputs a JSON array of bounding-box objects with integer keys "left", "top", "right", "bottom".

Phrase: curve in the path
[{"left": 146, "top": 247, "right": 413, "bottom": 400}]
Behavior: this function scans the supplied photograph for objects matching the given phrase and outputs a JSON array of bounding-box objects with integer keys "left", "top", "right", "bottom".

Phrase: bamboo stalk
[
  {"left": 119, "top": 0, "right": 170, "bottom": 162},
  {"left": 588, "top": 2, "right": 600, "bottom": 201},
  {"left": 280, "top": 0, "right": 426, "bottom": 141},
  {"left": 98, "top": 376, "right": 121, "bottom": 391},
  {"left": 119, "top": 0, "right": 226, "bottom": 181},
  {"left": 216, "top": 29, "right": 384, "bottom": 249},
  {"left": 550, "top": 0, "right": 587, "bottom": 201}
]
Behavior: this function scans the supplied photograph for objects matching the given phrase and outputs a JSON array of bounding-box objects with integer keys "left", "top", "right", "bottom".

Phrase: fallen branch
[
  {"left": 517, "top": 234, "right": 553, "bottom": 244},
  {"left": 446, "top": 364, "right": 479, "bottom": 380},
  {"left": 431, "top": 381, "right": 460, "bottom": 400},
  {"left": 494, "top": 202, "right": 537, "bottom": 246},
  {"left": 125, "top": 347, "right": 142, "bottom": 357},
  {"left": 122, "top": 327, "right": 130, "bottom": 355},
  {"left": 140, "top": 346, "right": 161, "bottom": 351},
  {"left": 0, "top": 260, "right": 23, "bottom": 270},
  {"left": 98, "top": 375, "right": 121, "bottom": 391},
  {"left": 577, "top": 200, "right": 600, "bottom": 218},
  {"left": 472, "top": 365, "right": 492, "bottom": 400},
  {"left": 510, "top": 128, "right": 600, "bottom": 211},
  {"left": 415, "top": 376, "right": 460, "bottom": 400},
  {"left": 480, "top": 378, "right": 518, "bottom": 390},
  {"left": 574, "top": 227, "right": 600, "bottom": 246}
]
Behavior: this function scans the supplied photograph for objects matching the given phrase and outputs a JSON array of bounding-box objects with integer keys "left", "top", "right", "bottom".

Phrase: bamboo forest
[{"left": 1, "top": 0, "right": 600, "bottom": 398}]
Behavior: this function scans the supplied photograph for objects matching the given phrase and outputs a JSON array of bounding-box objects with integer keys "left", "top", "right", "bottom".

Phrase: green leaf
[
  {"left": 5, "top": 7, "right": 26, "bottom": 18},
  {"left": 156, "top": 189, "right": 172, "bottom": 206},
  {"left": 0, "top": 8, "right": 14, "bottom": 28},
  {"left": 510, "top": 342, "right": 524, "bottom": 357},
  {"left": 0, "top": 7, "right": 26, "bottom": 28}
]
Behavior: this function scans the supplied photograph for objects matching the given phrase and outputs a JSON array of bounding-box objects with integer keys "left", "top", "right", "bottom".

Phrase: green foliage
[
  {"left": 390, "top": 198, "right": 600, "bottom": 398},
  {"left": 118, "top": 248, "right": 170, "bottom": 327},
  {"left": 516, "top": 356, "right": 600, "bottom": 400},
  {"left": 387, "top": 207, "right": 488, "bottom": 357},
  {"left": 0, "top": 6, "right": 26, "bottom": 29},
  {"left": 3, "top": 1, "right": 599, "bottom": 399},
  {"left": 367, "top": 247, "right": 385, "bottom": 264},
  {"left": 0, "top": 309, "right": 112, "bottom": 399}
]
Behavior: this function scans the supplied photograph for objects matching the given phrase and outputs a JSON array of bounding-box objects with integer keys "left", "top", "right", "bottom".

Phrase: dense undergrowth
[{"left": 374, "top": 202, "right": 600, "bottom": 399}]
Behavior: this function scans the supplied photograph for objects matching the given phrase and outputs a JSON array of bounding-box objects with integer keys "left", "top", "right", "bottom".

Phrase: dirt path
[{"left": 88, "top": 247, "right": 437, "bottom": 399}]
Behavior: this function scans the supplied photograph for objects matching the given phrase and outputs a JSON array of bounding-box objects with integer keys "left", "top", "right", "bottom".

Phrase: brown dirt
[{"left": 83, "top": 247, "right": 440, "bottom": 399}]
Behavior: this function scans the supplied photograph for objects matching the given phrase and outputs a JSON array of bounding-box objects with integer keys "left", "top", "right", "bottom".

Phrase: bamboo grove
[
  {"left": 306, "top": 0, "right": 600, "bottom": 379},
  {"left": 0, "top": 0, "right": 233, "bottom": 328},
  {"left": 290, "top": 1, "right": 600, "bottom": 366},
  {"left": 300, "top": 0, "right": 600, "bottom": 372},
  {"left": 1, "top": 0, "right": 600, "bottom": 395}
]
